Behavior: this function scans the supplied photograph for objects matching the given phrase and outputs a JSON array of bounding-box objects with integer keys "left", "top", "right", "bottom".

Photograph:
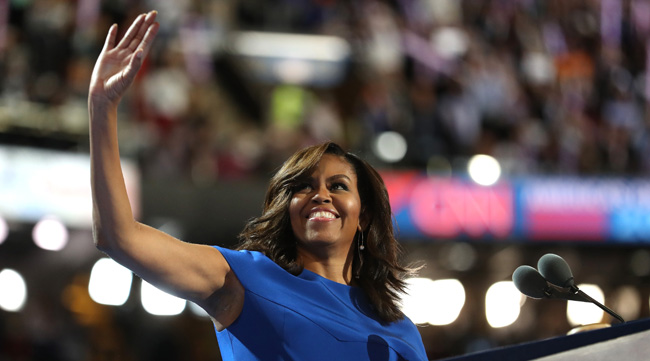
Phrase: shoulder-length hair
[{"left": 237, "top": 142, "right": 411, "bottom": 323}]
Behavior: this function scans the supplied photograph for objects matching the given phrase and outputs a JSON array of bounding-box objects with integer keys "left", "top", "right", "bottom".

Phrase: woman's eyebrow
[
  {"left": 297, "top": 174, "right": 352, "bottom": 183},
  {"left": 327, "top": 174, "right": 352, "bottom": 182}
]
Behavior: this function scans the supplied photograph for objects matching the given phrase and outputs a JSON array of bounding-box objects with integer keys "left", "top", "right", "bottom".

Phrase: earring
[
  {"left": 359, "top": 228, "right": 365, "bottom": 251},
  {"left": 355, "top": 229, "right": 364, "bottom": 279}
]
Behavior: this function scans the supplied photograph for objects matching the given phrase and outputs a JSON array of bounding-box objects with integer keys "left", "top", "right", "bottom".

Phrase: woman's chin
[{"left": 297, "top": 237, "right": 350, "bottom": 252}]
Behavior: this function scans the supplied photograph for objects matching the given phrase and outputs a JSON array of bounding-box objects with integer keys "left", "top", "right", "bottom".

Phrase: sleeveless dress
[{"left": 213, "top": 246, "right": 428, "bottom": 361}]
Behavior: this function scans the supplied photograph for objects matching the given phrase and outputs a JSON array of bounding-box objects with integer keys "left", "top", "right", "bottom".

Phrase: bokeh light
[
  {"left": 567, "top": 284, "right": 604, "bottom": 326},
  {"left": 486, "top": 281, "right": 523, "bottom": 328},
  {"left": 373, "top": 131, "right": 408, "bottom": 163},
  {"left": 0, "top": 216, "right": 7, "bottom": 245},
  {"left": 141, "top": 280, "right": 186, "bottom": 316},
  {"left": 0, "top": 269, "right": 27, "bottom": 312},
  {"left": 32, "top": 216, "right": 69, "bottom": 251},
  {"left": 188, "top": 301, "right": 210, "bottom": 318},
  {"left": 468, "top": 155, "right": 501, "bottom": 186},
  {"left": 88, "top": 258, "right": 133, "bottom": 306},
  {"left": 431, "top": 27, "right": 469, "bottom": 60},
  {"left": 401, "top": 278, "right": 465, "bottom": 326}
]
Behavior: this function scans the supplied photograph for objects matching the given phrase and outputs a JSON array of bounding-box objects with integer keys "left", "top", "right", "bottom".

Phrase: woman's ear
[{"left": 359, "top": 209, "right": 369, "bottom": 231}]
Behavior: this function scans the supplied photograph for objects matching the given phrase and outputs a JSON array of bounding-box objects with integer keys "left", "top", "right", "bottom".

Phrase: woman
[{"left": 89, "top": 11, "right": 427, "bottom": 360}]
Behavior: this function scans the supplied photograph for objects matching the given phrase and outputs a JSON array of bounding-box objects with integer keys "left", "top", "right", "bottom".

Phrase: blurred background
[{"left": 2, "top": 0, "right": 650, "bottom": 360}]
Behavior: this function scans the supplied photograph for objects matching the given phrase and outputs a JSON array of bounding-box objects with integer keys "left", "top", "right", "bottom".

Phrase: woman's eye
[
  {"left": 294, "top": 183, "right": 312, "bottom": 192},
  {"left": 331, "top": 183, "right": 348, "bottom": 191}
]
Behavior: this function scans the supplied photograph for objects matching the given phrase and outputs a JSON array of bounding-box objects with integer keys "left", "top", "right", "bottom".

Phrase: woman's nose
[{"left": 311, "top": 186, "right": 331, "bottom": 203}]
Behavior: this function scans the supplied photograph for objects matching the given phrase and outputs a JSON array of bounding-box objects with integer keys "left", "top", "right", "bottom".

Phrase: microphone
[
  {"left": 513, "top": 265, "right": 553, "bottom": 299},
  {"left": 537, "top": 253, "right": 575, "bottom": 288},
  {"left": 534, "top": 253, "right": 624, "bottom": 323},
  {"left": 512, "top": 265, "right": 584, "bottom": 302}
]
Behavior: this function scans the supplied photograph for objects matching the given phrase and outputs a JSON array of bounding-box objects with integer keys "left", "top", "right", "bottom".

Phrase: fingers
[
  {"left": 136, "top": 21, "right": 160, "bottom": 58},
  {"left": 128, "top": 11, "right": 158, "bottom": 52},
  {"left": 102, "top": 24, "right": 118, "bottom": 52},
  {"left": 116, "top": 13, "right": 146, "bottom": 50},
  {"left": 125, "top": 49, "right": 145, "bottom": 81},
  {"left": 110, "top": 49, "right": 144, "bottom": 98},
  {"left": 116, "top": 10, "right": 157, "bottom": 52}
]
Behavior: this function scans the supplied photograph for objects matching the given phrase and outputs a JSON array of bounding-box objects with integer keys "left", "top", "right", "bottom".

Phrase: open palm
[{"left": 89, "top": 11, "right": 159, "bottom": 106}]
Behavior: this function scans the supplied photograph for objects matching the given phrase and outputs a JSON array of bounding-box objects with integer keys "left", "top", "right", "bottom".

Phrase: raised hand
[{"left": 89, "top": 11, "right": 159, "bottom": 107}]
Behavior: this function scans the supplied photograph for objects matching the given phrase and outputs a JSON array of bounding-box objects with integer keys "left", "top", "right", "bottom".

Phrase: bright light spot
[
  {"left": 468, "top": 155, "right": 501, "bottom": 186},
  {"left": 274, "top": 59, "right": 313, "bottom": 84},
  {"left": 401, "top": 278, "right": 465, "bottom": 325},
  {"left": 233, "top": 31, "right": 350, "bottom": 62},
  {"left": 373, "top": 131, "right": 408, "bottom": 163},
  {"left": 0, "top": 216, "right": 7, "bottom": 245},
  {"left": 188, "top": 301, "right": 210, "bottom": 318},
  {"left": 32, "top": 216, "right": 68, "bottom": 251},
  {"left": 88, "top": 258, "right": 133, "bottom": 306},
  {"left": 431, "top": 27, "right": 468, "bottom": 59},
  {"left": 0, "top": 269, "right": 27, "bottom": 312},
  {"left": 429, "top": 279, "right": 465, "bottom": 325},
  {"left": 567, "top": 284, "right": 604, "bottom": 326},
  {"left": 486, "top": 281, "right": 523, "bottom": 328},
  {"left": 401, "top": 278, "right": 436, "bottom": 325},
  {"left": 522, "top": 52, "right": 556, "bottom": 85},
  {"left": 141, "top": 281, "right": 186, "bottom": 316}
]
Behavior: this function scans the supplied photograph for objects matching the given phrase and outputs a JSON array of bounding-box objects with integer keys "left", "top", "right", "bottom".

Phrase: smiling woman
[
  {"left": 88, "top": 10, "right": 426, "bottom": 361},
  {"left": 289, "top": 154, "right": 363, "bottom": 278},
  {"left": 238, "top": 143, "right": 412, "bottom": 321},
  {"left": 227, "top": 142, "right": 427, "bottom": 359}
]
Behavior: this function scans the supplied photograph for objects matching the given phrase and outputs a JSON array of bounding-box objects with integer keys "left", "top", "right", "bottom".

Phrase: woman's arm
[{"left": 88, "top": 11, "right": 243, "bottom": 329}]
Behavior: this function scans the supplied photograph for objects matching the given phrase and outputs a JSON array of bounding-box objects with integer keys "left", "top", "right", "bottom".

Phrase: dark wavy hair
[{"left": 237, "top": 142, "right": 412, "bottom": 323}]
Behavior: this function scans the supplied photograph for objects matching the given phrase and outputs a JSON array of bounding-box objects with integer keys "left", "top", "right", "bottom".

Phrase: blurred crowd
[
  {"left": 4, "top": 2, "right": 650, "bottom": 360},
  {"left": 3, "top": 0, "right": 650, "bottom": 182}
]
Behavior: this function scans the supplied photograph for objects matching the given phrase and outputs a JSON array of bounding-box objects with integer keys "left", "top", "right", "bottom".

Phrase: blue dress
[{"left": 213, "top": 246, "right": 428, "bottom": 361}]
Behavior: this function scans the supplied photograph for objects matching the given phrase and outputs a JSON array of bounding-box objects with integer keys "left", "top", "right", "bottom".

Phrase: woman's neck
[{"left": 298, "top": 244, "right": 354, "bottom": 285}]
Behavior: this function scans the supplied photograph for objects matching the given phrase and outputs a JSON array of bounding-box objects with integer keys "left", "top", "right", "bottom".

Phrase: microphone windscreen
[
  {"left": 512, "top": 265, "right": 549, "bottom": 299},
  {"left": 538, "top": 253, "right": 574, "bottom": 288}
]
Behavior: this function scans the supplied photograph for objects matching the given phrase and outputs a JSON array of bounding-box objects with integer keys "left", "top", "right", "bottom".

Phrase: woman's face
[{"left": 289, "top": 154, "right": 362, "bottom": 253}]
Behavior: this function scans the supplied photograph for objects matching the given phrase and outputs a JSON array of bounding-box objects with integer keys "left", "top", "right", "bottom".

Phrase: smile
[{"left": 308, "top": 211, "right": 338, "bottom": 220}]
